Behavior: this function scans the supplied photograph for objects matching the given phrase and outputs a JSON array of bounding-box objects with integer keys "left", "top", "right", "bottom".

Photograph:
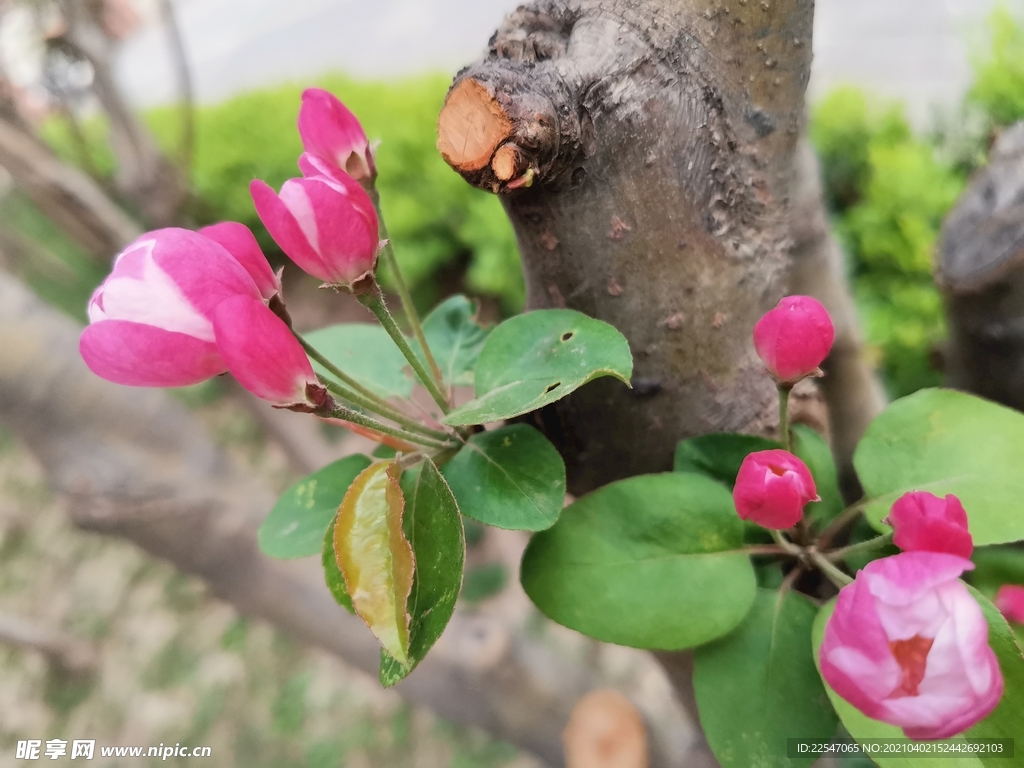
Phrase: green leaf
[
  {"left": 855, "top": 388, "right": 1024, "bottom": 545},
  {"left": 812, "top": 588, "right": 1024, "bottom": 767},
  {"left": 322, "top": 518, "right": 353, "bottom": 614},
  {"left": 694, "top": 588, "right": 837, "bottom": 768},
  {"left": 443, "top": 309, "right": 633, "bottom": 426},
  {"left": 970, "top": 546, "right": 1024, "bottom": 600},
  {"left": 442, "top": 424, "right": 566, "bottom": 531},
  {"left": 791, "top": 424, "right": 844, "bottom": 526},
  {"left": 304, "top": 324, "right": 413, "bottom": 398},
  {"left": 259, "top": 455, "right": 372, "bottom": 559},
  {"left": 417, "top": 295, "right": 490, "bottom": 387},
  {"left": 335, "top": 460, "right": 414, "bottom": 664},
  {"left": 379, "top": 460, "right": 465, "bottom": 687},
  {"left": 673, "top": 433, "right": 779, "bottom": 487},
  {"left": 520, "top": 473, "right": 756, "bottom": 649}
]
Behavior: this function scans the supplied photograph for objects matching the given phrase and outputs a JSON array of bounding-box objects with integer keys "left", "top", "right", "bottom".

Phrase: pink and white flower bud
[
  {"left": 732, "top": 449, "right": 819, "bottom": 529},
  {"left": 887, "top": 491, "right": 973, "bottom": 559},
  {"left": 212, "top": 295, "right": 327, "bottom": 410},
  {"left": 80, "top": 228, "right": 262, "bottom": 387},
  {"left": 250, "top": 159, "right": 380, "bottom": 290},
  {"left": 298, "top": 87, "right": 376, "bottom": 181},
  {"left": 199, "top": 221, "right": 282, "bottom": 301},
  {"left": 820, "top": 552, "right": 1003, "bottom": 740},
  {"left": 995, "top": 585, "right": 1024, "bottom": 625},
  {"left": 753, "top": 295, "right": 835, "bottom": 383}
]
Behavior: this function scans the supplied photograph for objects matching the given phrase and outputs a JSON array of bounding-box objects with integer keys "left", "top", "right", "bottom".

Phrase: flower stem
[
  {"left": 770, "top": 529, "right": 804, "bottom": 558},
  {"left": 319, "top": 398, "right": 455, "bottom": 450},
  {"left": 810, "top": 550, "right": 854, "bottom": 587},
  {"left": 778, "top": 383, "right": 793, "bottom": 452},
  {"left": 318, "top": 378, "right": 453, "bottom": 443},
  {"left": 359, "top": 285, "right": 451, "bottom": 414},
  {"left": 826, "top": 533, "right": 894, "bottom": 563},
  {"left": 368, "top": 189, "right": 446, "bottom": 398},
  {"left": 298, "top": 334, "right": 449, "bottom": 440},
  {"left": 298, "top": 335, "right": 395, "bottom": 410},
  {"left": 816, "top": 503, "right": 866, "bottom": 550}
]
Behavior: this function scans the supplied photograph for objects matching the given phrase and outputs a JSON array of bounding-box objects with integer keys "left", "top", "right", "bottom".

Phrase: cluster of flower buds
[
  {"left": 736, "top": 295, "right": 1004, "bottom": 739},
  {"left": 820, "top": 491, "right": 1003, "bottom": 739},
  {"left": 80, "top": 89, "right": 381, "bottom": 408}
]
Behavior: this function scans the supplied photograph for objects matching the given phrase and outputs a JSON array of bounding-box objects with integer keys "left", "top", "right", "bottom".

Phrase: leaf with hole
[
  {"left": 334, "top": 460, "right": 414, "bottom": 664},
  {"left": 520, "top": 473, "right": 756, "bottom": 649},
  {"left": 322, "top": 517, "right": 353, "bottom": 614},
  {"left": 812, "top": 588, "right": 1024, "bottom": 766},
  {"left": 259, "top": 454, "right": 372, "bottom": 559},
  {"left": 855, "top": 388, "right": 1024, "bottom": 545},
  {"left": 304, "top": 323, "right": 412, "bottom": 397},
  {"left": 442, "top": 424, "right": 566, "bottom": 531},
  {"left": 443, "top": 309, "right": 633, "bottom": 426},
  {"left": 416, "top": 295, "right": 490, "bottom": 387},
  {"left": 694, "top": 588, "right": 837, "bottom": 768},
  {"left": 379, "top": 460, "right": 465, "bottom": 686}
]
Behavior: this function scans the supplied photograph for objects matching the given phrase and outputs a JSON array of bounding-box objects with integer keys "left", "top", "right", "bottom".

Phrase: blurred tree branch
[{"left": 940, "top": 121, "right": 1024, "bottom": 411}]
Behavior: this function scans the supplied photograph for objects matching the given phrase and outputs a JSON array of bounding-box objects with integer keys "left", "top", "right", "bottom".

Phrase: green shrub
[
  {"left": 811, "top": 91, "right": 965, "bottom": 398},
  {"left": 41, "top": 74, "right": 524, "bottom": 312},
  {"left": 969, "top": 3, "right": 1024, "bottom": 128}
]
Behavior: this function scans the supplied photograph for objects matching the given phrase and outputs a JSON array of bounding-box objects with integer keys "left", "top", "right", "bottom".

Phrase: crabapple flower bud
[
  {"left": 250, "top": 160, "right": 379, "bottom": 290},
  {"left": 753, "top": 295, "right": 835, "bottom": 383},
  {"left": 732, "top": 449, "right": 819, "bottom": 529},
  {"left": 298, "top": 88, "right": 376, "bottom": 181},
  {"left": 820, "top": 552, "right": 1003, "bottom": 740},
  {"left": 212, "top": 295, "right": 328, "bottom": 410},
  {"left": 995, "top": 585, "right": 1024, "bottom": 625},
  {"left": 80, "top": 228, "right": 262, "bottom": 387},
  {"left": 887, "top": 491, "right": 973, "bottom": 559},
  {"left": 199, "top": 221, "right": 281, "bottom": 301}
]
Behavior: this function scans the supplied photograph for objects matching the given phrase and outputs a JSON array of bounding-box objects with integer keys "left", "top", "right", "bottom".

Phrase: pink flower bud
[
  {"left": 198, "top": 221, "right": 282, "bottom": 301},
  {"left": 995, "top": 585, "right": 1024, "bottom": 625},
  {"left": 80, "top": 228, "right": 262, "bottom": 387},
  {"left": 732, "top": 449, "right": 819, "bottom": 529},
  {"left": 298, "top": 88, "right": 376, "bottom": 181},
  {"left": 887, "top": 491, "right": 973, "bottom": 559},
  {"left": 820, "top": 552, "right": 1003, "bottom": 740},
  {"left": 212, "top": 295, "right": 327, "bottom": 410},
  {"left": 753, "top": 295, "right": 835, "bottom": 383},
  {"left": 250, "top": 159, "right": 379, "bottom": 290}
]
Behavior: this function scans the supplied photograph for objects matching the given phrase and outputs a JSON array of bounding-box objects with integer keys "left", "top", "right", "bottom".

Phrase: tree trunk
[
  {"left": 438, "top": 0, "right": 814, "bottom": 493},
  {"left": 939, "top": 121, "right": 1024, "bottom": 411}
]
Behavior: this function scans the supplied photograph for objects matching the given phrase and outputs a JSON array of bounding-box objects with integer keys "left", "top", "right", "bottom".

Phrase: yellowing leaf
[{"left": 334, "top": 460, "right": 414, "bottom": 663}]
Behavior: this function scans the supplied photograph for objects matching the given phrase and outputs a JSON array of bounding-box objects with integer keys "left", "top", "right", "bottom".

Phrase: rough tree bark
[
  {"left": 438, "top": 0, "right": 814, "bottom": 493},
  {"left": 939, "top": 121, "right": 1024, "bottom": 411},
  {"left": 0, "top": 269, "right": 705, "bottom": 768}
]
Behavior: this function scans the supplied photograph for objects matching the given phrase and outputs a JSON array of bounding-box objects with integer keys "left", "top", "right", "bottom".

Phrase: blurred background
[{"left": 1, "top": 0, "right": 1024, "bottom": 766}]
